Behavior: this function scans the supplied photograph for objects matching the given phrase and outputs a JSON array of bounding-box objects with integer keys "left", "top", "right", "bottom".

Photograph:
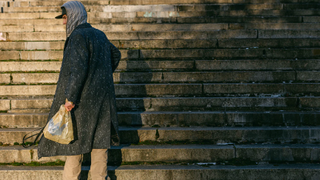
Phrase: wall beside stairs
[{"left": 1, "top": 0, "right": 320, "bottom": 180}]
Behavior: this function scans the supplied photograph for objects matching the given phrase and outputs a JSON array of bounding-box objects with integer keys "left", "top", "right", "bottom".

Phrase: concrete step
[
  {"left": 0, "top": 15, "right": 303, "bottom": 25},
  {"left": 2, "top": 48, "right": 320, "bottom": 60},
  {"left": 0, "top": 0, "right": 232, "bottom": 5},
  {"left": 0, "top": 60, "right": 196, "bottom": 72},
  {"left": 0, "top": 23, "right": 229, "bottom": 32},
  {"left": 0, "top": 10, "right": 318, "bottom": 20},
  {"left": 1, "top": 4, "right": 285, "bottom": 13},
  {"left": 3, "top": 23, "right": 320, "bottom": 33},
  {"left": 4, "top": 96, "right": 320, "bottom": 112},
  {"left": 0, "top": 145, "right": 235, "bottom": 163},
  {"left": 2, "top": 30, "right": 258, "bottom": 41},
  {"left": 0, "top": 40, "right": 218, "bottom": 50},
  {"left": 1, "top": 96, "right": 316, "bottom": 112},
  {"left": 0, "top": 71, "right": 301, "bottom": 84},
  {"left": 1, "top": 126, "right": 320, "bottom": 144},
  {"left": 196, "top": 60, "right": 320, "bottom": 71},
  {"left": 4, "top": 38, "right": 320, "bottom": 51},
  {"left": 2, "top": 71, "right": 319, "bottom": 84},
  {"left": 259, "top": 30, "right": 320, "bottom": 38},
  {"left": 1, "top": 60, "right": 319, "bottom": 73},
  {"left": 1, "top": 110, "right": 320, "bottom": 128},
  {"left": 0, "top": 144, "right": 319, "bottom": 164},
  {"left": 0, "top": 164, "right": 320, "bottom": 180},
  {"left": 1, "top": 0, "right": 318, "bottom": 4}
]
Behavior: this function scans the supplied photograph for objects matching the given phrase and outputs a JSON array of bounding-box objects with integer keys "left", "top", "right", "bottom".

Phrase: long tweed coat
[{"left": 38, "top": 2, "right": 121, "bottom": 158}]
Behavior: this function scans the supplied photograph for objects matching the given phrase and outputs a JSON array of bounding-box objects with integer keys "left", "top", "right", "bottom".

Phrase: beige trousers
[{"left": 62, "top": 149, "right": 109, "bottom": 180}]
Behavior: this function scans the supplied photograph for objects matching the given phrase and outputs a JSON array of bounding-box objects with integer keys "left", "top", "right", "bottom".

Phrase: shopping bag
[{"left": 43, "top": 104, "right": 74, "bottom": 144}]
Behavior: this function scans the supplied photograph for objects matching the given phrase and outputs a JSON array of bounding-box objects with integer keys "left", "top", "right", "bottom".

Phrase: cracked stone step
[
  {"left": 0, "top": 97, "right": 310, "bottom": 112},
  {"left": 4, "top": 71, "right": 300, "bottom": 84},
  {"left": 0, "top": 60, "right": 319, "bottom": 72},
  {"left": 1, "top": 4, "right": 285, "bottom": 13},
  {"left": 2, "top": 39, "right": 320, "bottom": 50},
  {"left": 5, "top": 96, "right": 320, "bottom": 112},
  {"left": 2, "top": 110, "right": 320, "bottom": 128},
  {"left": 0, "top": 40, "right": 218, "bottom": 50},
  {"left": 3, "top": 82, "right": 320, "bottom": 97},
  {"left": 2, "top": 30, "right": 257, "bottom": 41},
  {"left": 1, "top": 126, "right": 320, "bottom": 144},
  {"left": 0, "top": 23, "right": 229, "bottom": 32},
  {"left": 2, "top": 48, "right": 320, "bottom": 60},
  {"left": 0, "top": 164, "right": 320, "bottom": 180},
  {"left": 6, "top": 71, "right": 320, "bottom": 84},
  {"left": 196, "top": 60, "right": 320, "bottom": 70},
  {"left": 259, "top": 30, "right": 320, "bottom": 38},
  {"left": 0, "top": 60, "right": 196, "bottom": 72},
  {"left": 0, "top": 144, "right": 319, "bottom": 164},
  {"left": 0, "top": 145, "right": 235, "bottom": 163},
  {"left": 0, "top": 0, "right": 233, "bottom": 4},
  {"left": 3, "top": 23, "right": 320, "bottom": 33},
  {"left": 0, "top": 16, "right": 303, "bottom": 25}
]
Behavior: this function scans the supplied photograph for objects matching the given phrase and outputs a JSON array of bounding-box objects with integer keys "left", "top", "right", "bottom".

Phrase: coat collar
[{"left": 75, "top": 23, "right": 92, "bottom": 30}]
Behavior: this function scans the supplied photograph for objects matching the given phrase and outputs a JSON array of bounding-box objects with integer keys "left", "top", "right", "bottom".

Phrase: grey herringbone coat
[{"left": 38, "top": 1, "right": 121, "bottom": 158}]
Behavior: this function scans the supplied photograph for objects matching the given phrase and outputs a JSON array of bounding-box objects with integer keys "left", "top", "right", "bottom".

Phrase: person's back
[{"left": 37, "top": 1, "right": 121, "bottom": 179}]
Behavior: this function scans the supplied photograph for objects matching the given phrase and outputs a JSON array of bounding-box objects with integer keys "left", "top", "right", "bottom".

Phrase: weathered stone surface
[
  {"left": 218, "top": 39, "right": 320, "bottom": 48},
  {"left": 2, "top": 6, "right": 60, "bottom": 13},
  {"left": 11, "top": 99, "right": 53, "bottom": 110},
  {"left": 115, "top": 84, "right": 202, "bottom": 96},
  {"left": 196, "top": 60, "right": 320, "bottom": 70},
  {"left": 0, "top": 61, "right": 61, "bottom": 72},
  {"left": 116, "top": 98, "right": 152, "bottom": 111},
  {"left": 1, "top": 110, "right": 319, "bottom": 128},
  {"left": 0, "top": 145, "right": 234, "bottom": 163},
  {"left": 0, "top": 25, "right": 33, "bottom": 32},
  {"left": 236, "top": 144, "right": 320, "bottom": 162},
  {"left": 113, "top": 72, "right": 162, "bottom": 83},
  {"left": 0, "top": 85, "right": 56, "bottom": 96},
  {"left": 20, "top": 51, "right": 63, "bottom": 60},
  {"left": 162, "top": 72, "right": 295, "bottom": 82},
  {"left": 11, "top": 73, "right": 59, "bottom": 84},
  {"left": 244, "top": 23, "right": 320, "bottom": 30},
  {"left": 297, "top": 71, "right": 320, "bottom": 81},
  {"left": 117, "top": 60, "right": 194, "bottom": 71},
  {"left": 304, "top": 16, "right": 320, "bottom": 23},
  {"left": 0, "top": 165, "right": 320, "bottom": 180},
  {"left": 0, "top": 113, "right": 48, "bottom": 128},
  {"left": 0, "top": 42, "right": 64, "bottom": 50},
  {"left": 0, "top": 100, "right": 10, "bottom": 111},
  {"left": 204, "top": 83, "right": 284, "bottom": 94},
  {"left": 5, "top": 30, "right": 256, "bottom": 41},
  {"left": 111, "top": 145, "right": 234, "bottom": 164},
  {"left": 299, "top": 97, "right": 320, "bottom": 108},
  {"left": 119, "top": 127, "right": 320, "bottom": 144},
  {"left": 147, "top": 97, "right": 298, "bottom": 111},
  {"left": 2, "top": 126, "right": 320, "bottom": 144},
  {"left": 259, "top": 30, "right": 320, "bottom": 38},
  {"left": 0, "top": 51, "right": 20, "bottom": 60},
  {"left": 0, "top": 74, "right": 11, "bottom": 84}
]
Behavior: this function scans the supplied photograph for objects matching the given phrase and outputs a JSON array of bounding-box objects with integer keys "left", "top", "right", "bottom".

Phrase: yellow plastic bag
[{"left": 43, "top": 104, "right": 74, "bottom": 144}]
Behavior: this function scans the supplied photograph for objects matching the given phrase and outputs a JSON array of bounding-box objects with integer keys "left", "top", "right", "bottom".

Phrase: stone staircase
[{"left": 1, "top": 0, "right": 320, "bottom": 179}]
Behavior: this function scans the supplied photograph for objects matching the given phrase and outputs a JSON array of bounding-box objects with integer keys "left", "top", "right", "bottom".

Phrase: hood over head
[{"left": 61, "top": 1, "right": 87, "bottom": 38}]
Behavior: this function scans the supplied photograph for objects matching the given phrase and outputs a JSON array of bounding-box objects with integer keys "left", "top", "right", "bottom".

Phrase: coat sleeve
[
  {"left": 110, "top": 42, "right": 121, "bottom": 72},
  {"left": 64, "top": 34, "right": 89, "bottom": 104}
]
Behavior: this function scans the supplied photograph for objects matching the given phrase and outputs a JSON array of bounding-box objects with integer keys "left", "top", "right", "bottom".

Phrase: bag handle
[
  {"left": 23, "top": 99, "right": 70, "bottom": 148},
  {"left": 22, "top": 127, "right": 44, "bottom": 148}
]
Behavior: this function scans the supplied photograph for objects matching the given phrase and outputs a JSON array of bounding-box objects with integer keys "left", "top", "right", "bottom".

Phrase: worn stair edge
[
  {"left": 1, "top": 126, "right": 320, "bottom": 144},
  {"left": 0, "top": 144, "right": 320, "bottom": 164},
  {"left": 0, "top": 164, "right": 320, "bottom": 180}
]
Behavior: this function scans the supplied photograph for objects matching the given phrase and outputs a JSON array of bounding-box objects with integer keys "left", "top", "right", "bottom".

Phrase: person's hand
[{"left": 65, "top": 101, "right": 75, "bottom": 111}]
